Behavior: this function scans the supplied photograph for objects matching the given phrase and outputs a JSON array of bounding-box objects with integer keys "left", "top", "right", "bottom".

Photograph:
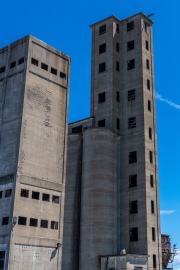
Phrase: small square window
[
  {"left": 21, "top": 189, "right": 29, "bottom": 198},
  {"left": 127, "top": 59, "right": 135, "bottom": 70},
  {"left": 98, "top": 119, "right": 105, "bottom": 127},
  {"left": 0, "top": 66, "right": 5, "bottom": 74},
  {"left": 18, "top": 216, "right": 27, "bottom": 225},
  {"left": 146, "top": 40, "right": 149, "bottom": 50},
  {"left": 149, "top": 151, "right": 153, "bottom": 163},
  {"left": 29, "top": 218, "right": 38, "bottom": 227},
  {"left": 52, "top": 195, "right": 60, "bottom": 204},
  {"left": 2, "top": 216, "right": 9, "bottom": 226},
  {"left": 99, "top": 24, "right": 106, "bottom": 35},
  {"left": 98, "top": 92, "right": 106, "bottom": 103},
  {"left": 116, "top": 23, "right": 119, "bottom": 33},
  {"left": 129, "top": 227, "right": 138, "bottom": 241},
  {"left": 150, "top": 175, "right": 154, "bottom": 187},
  {"left": 116, "top": 42, "right": 119, "bottom": 52},
  {"left": 99, "top": 43, "right": 106, "bottom": 54},
  {"left": 116, "top": 61, "right": 119, "bottom": 71},
  {"left": 128, "top": 89, "right": 136, "bottom": 101},
  {"left": 129, "top": 175, "right": 137, "bottom": 188},
  {"left": 146, "top": 59, "right": 150, "bottom": 69},
  {"left": 72, "top": 125, "right": 82, "bottom": 134},
  {"left": 32, "top": 191, "right": 40, "bottom": 200},
  {"left": 149, "top": 127, "right": 152, "bottom": 139},
  {"left": 41, "top": 63, "right": 48, "bottom": 71},
  {"left": 152, "top": 227, "right": 156, "bottom": 241},
  {"left": 60, "top": 72, "right": 66, "bottom": 80},
  {"left": 148, "top": 100, "right": 151, "bottom": 111},
  {"left": 0, "top": 191, "right": 2, "bottom": 199},
  {"left": 129, "top": 200, "right": 138, "bottom": 214},
  {"left": 5, "top": 189, "right": 12, "bottom": 197},
  {"left": 127, "top": 40, "right": 134, "bottom": 51},
  {"left": 116, "top": 91, "right": 120, "bottom": 102},
  {"left": 147, "top": 79, "right": 150, "bottom": 90},
  {"left": 129, "top": 151, "right": 137, "bottom": 164},
  {"left": 153, "top": 254, "right": 156, "bottom": 268},
  {"left": 51, "top": 67, "right": 57, "bottom": 75},
  {"left": 18, "top": 58, "right": 24, "bottom": 65},
  {"left": 31, "top": 58, "right": 38, "bottom": 66},
  {"left": 99, "top": 62, "right": 106, "bottom": 73},
  {"left": 41, "top": 219, "right": 48, "bottom": 228},
  {"left": 127, "top": 21, "right": 134, "bottom": 31},
  {"left": 51, "top": 221, "right": 58, "bottom": 230},
  {"left": 42, "top": 193, "right": 50, "bottom": 202},
  {"left": 128, "top": 117, "right": 136, "bottom": 129},
  {"left": 117, "top": 118, "right": 120, "bottom": 130},
  {"left": 10, "top": 61, "right": 16, "bottom": 69},
  {"left": 151, "top": 200, "right": 155, "bottom": 214}
]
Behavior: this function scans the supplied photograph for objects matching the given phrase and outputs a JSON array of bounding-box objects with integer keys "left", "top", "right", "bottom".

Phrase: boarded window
[
  {"left": 130, "top": 227, "right": 138, "bottom": 241},
  {"left": 2, "top": 216, "right": 9, "bottom": 225},
  {"left": 128, "top": 89, "right": 136, "bottom": 101},
  {"left": 21, "top": 189, "right": 29, "bottom": 198},
  {"left": 129, "top": 200, "right": 138, "bottom": 214},
  {"left": 52, "top": 195, "right": 59, "bottom": 204},
  {"left": 18, "top": 216, "right": 27, "bottom": 225},
  {"left": 51, "top": 221, "right": 58, "bottom": 230},
  {"left": 32, "top": 191, "right": 40, "bottom": 200},
  {"left": 72, "top": 125, "right": 82, "bottom": 134},
  {"left": 42, "top": 193, "right": 50, "bottom": 202},
  {"left": 129, "top": 175, "right": 137, "bottom": 188},
  {"left": 127, "top": 40, "right": 134, "bottom": 51},
  {"left": 99, "top": 62, "right": 106, "bottom": 73},
  {"left": 127, "top": 59, "right": 135, "bottom": 70},
  {"left": 41, "top": 63, "right": 48, "bottom": 71},
  {"left": 98, "top": 92, "right": 106, "bottom": 103},
  {"left": 129, "top": 151, "right": 137, "bottom": 164},
  {"left": 98, "top": 119, "right": 105, "bottom": 127},
  {"left": 99, "top": 43, "right": 106, "bottom": 54},
  {"left": 41, "top": 220, "right": 48, "bottom": 228},
  {"left": 5, "top": 189, "right": 12, "bottom": 197},
  {"left": 51, "top": 67, "right": 57, "bottom": 75},
  {"left": 128, "top": 117, "right": 136, "bottom": 129},
  {"left": 99, "top": 24, "right": 106, "bottom": 35},
  {"left": 29, "top": 218, "right": 38, "bottom": 227},
  {"left": 31, "top": 58, "right": 38, "bottom": 66},
  {"left": 60, "top": 72, "right": 66, "bottom": 80}
]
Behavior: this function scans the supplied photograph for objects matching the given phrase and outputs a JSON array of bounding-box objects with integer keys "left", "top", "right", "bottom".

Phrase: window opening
[
  {"left": 42, "top": 193, "right": 50, "bottom": 202},
  {"left": 151, "top": 200, "right": 155, "bottom": 214},
  {"left": 5, "top": 189, "right": 12, "bottom": 197},
  {"left": 0, "top": 66, "right": 5, "bottom": 74},
  {"left": 129, "top": 151, "right": 137, "bottom": 164},
  {"left": 116, "top": 91, "right": 120, "bottom": 102},
  {"left": 146, "top": 40, "right": 149, "bottom": 50},
  {"left": 144, "top": 22, "right": 150, "bottom": 33},
  {"left": 127, "top": 21, "right": 134, "bottom": 31},
  {"left": 146, "top": 59, "right": 150, "bottom": 69},
  {"left": 116, "top": 42, "right": 119, "bottom": 52},
  {"left": 99, "top": 24, "right": 106, "bottom": 35},
  {"left": 130, "top": 227, "right": 138, "bottom": 241},
  {"left": 32, "top": 191, "right": 40, "bottom": 200},
  {"left": 99, "top": 43, "right": 106, "bottom": 54},
  {"left": 152, "top": 227, "right": 156, "bottom": 241},
  {"left": 0, "top": 251, "right": 5, "bottom": 270},
  {"left": 117, "top": 118, "right": 120, "bottom": 130},
  {"left": 127, "top": 40, "right": 134, "bottom": 51},
  {"left": 41, "top": 220, "right": 48, "bottom": 228},
  {"left": 148, "top": 100, "right": 151, "bottom": 111},
  {"left": 29, "top": 218, "right": 38, "bottom": 227},
  {"left": 18, "top": 216, "right": 27, "bottom": 225},
  {"left": 41, "top": 63, "right": 48, "bottom": 71},
  {"left": 149, "top": 127, "right": 152, "bottom": 139},
  {"left": 153, "top": 254, "right": 157, "bottom": 268},
  {"left": 51, "top": 67, "right": 57, "bottom": 75},
  {"left": 128, "top": 89, "right": 136, "bottom": 101},
  {"left": 128, "top": 117, "right": 136, "bottom": 129},
  {"left": 2, "top": 216, "right": 9, "bottom": 225},
  {"left": 149, "top": 151, "right": 153, "bottom": 163},
  {"left": 21, "top": 189, "right": 29, "bottom": 198},
  {"left": 52, "top": 195, "right": 60, "bottom": 204},
  {"left": 127, "top": 59, "right": 135, "bottom": 70},
  {"left": 0, "top": 191, "right": 2, "bottom": 199},
  {"left": 98, "top": 92, "right": 106, "bottom": 103},
  {"left": 129, "top": 200, "right": 138, "bottom": 214},
  {"left": 18, "top": 58, "right": 24, "bottom": 65},
  {"left": 150, "top": 175, "right": 154, "bottom": 187},
  {"left": 60, "top": 72, "right": 66, "bottom": 80},
  {"left": 72, "top": 125, "right": 82, "bottom": 134},
  {"left": 99, "top": 62, "right": 106, "bottom": 73},
  {"left": 129, "top": 175, "right": 137, "bottom": 188},
  {"left": 31, "top": 58, "right": 38, "bottom": 66},
  {"left": 147, "top": 79, "right": 150, "bottom": 90},
  {"left": 116, "top": 23, "right": 119, "bottom": 33},
  {"left": 98, "top": 119, "right": 105, "bottom": 127},
  {"left": 51, "top": 221, "right": 58, "bottom": 230},
  {"left": 10, "top": 61, "right": 16, "bottom": 69},
  {"left": 116, "top": 61, "right": 119, "bottom": 71}
]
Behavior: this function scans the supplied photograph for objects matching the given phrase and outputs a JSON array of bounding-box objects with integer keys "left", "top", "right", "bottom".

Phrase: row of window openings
[
  {"left": 130, "top": 227, "right": 155, "bottom": 243},
  {"left": 0, "top": 57, "right": 25, "bottom": 74},
  {"left": 129, "top": 174, "right": 154, "bottom": 188},
  {"left": 129, "top": 151, "right": 153, "bottom": 164},
  {"left": 99, "top": 58, "right": 150, "bottom": 73},
  {"left": 0, "top": 188, "right": 12, "bottom": 199},
  {"left": 0, "top": 216, "right": 58, "bottom": 229},
  {"left": 129, "top": 200, "right": 155, "bottom": 215},
  {"left": 20, "top": 189, "right": 60, "bottom": 203},
  {"left": 99, "top": 40, "right": 149, "bottom": 54},
  {"left": 99, "top": 23, "right": 119, "bottom": 35},
  {"left": 31, "top": 58, "right": 67, "bottom": 80}
]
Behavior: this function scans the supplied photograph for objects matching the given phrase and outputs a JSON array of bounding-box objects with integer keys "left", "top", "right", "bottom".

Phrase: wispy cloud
[
  {"left": 160, "top": 210, "right": 176, "bottom": 215},
  {"left": 156, "top": 93, "right": 180, "bottom": 110}
]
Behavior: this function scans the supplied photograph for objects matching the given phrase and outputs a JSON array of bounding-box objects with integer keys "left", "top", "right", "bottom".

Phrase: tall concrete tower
[
  {"left": 0, "top": 36, "right": 70, "bottom": 270},
  {"left": 62, "top": 12, "right": 161, "bottom": 270}
]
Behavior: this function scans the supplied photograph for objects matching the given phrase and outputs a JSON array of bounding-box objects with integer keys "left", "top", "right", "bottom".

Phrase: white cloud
[
  {"left": 172, "top": 250, "right": 180, "bottom": 270},
  {"left": 156, "top": 93, "right": 180, "bottom": 110},
  {"left": 160, "top": 210, "right": 176, "bottom": 215}
]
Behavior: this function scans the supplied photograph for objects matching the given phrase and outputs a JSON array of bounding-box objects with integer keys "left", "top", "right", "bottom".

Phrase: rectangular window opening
[
  {"left": 51, "top": 67, "right": 57, "bottom": 75},
  {"left": 98, "top": 92, "right": 106, "bottom": 103},
  {"left": 0, "top": 66, "right": 5, "bottom": 74},
  {"left": 129, "top": 175, "right": 137, "bottom": 188},
  {"left": 152, "top": 227, "right": 156, "bottom": 241},
  {"left": 18, "top": 58, "right": 24, "bottom": 65},
  {"left": 149, "top": 127, "right": 152, "bottom": 139},
  {"left": 117, "top": 118, "right": 120, "bottom": 130},
  {"left": 127, "top": 59, "right": 135, "bottom": 70},
  {"left": 147, "top": 79, "right": 150, "bottom": 90},
  {"left": 31, "top": 58, "right": 38, "bottom": 66},
  {"left": 18, "top": 216, "right": 27, "bottom": 226},
  {"left": 99, "top": 62, "right": 106, "bottom": 73},
  {"left": 148, "top": 100, "right": 151, "bottom": 111},
  {"left": 128, "top": 89, "right": 136, "bottom": 101},
  {"left": 32, "top": 191, "right": 40, "bottom": 200},
  {"left": 42, "top": 193, "right": 50, "bottom": 202},
  {"left": 5, "top": 189, "right": 12, "bottom": 197},
  {"left": 52, "top": 195, "right": 60, "bottom": 204},
  {"left": 116, "top": 23, "right": 119, "bottom": 33},
  {"left": 129, "top": 151, "right": 137, "bottom": 164},
  {"left": 150, "top": 175, "right": 154, "bottom": 187},
  {"left": 149, "top": 151, "right": 153, "bottom": 163},
  {"left": 129, "top": 200, "right": 138, "bottom": 214},
  {"left": 21, "top": 189, "right": 29, "bottom": 198},
  {"left": 41, "top": 62, "right": 48, "bottom": 71},
  {"left": 146, "top": 59, "right": 150, "bottom": 69},
  {"left": 116, "top": 42, "right": 119, "bottom": 52},
  {"left": 116, "top": 91, "right": 120, "bottom": 102},
  {"left": 2, "top": 216, "right": 9, "bottom": 226},
  {"left": 72, "top": 125, "right": 82, "bottom": 134},
  {"left": 98, "top": 119, "right": 105, "bottom": 127},
  {"left": 130, "top": 227, "right": 138, "bottom": 241},
  {"left": 153, "top": 254, "right": 157, "bottom": 268},
  {"left": 127, "top": 21, "right": 134, "bottom": 31},
  {"left": 127, "top": 40, "right": 134, "bottom": 51},
  {"left": 151, "top": 200, "right": 155, "bottom": 214},
  {"left": 10, "top": 61, "right": 16, "bottom": 69},
  {"left": 99, "top": 24, "right": 106, "bottom": 35},
  {"left": 51, "top": 221, "right": 58, "bottom": 230},
  {"left": 0, "top": 251, "right": 5, "bottom": 270},
  {"left": 41, "top": 219, "right": 48, "bottom": 228},
  {"left": 128, "top": 117, "right": 136, "bottom": 129},
  {"left": 146, "top": 40, "right": 149, "bottom": 50},
  {"left": 99, "top": 43, "right": 106, "bottom": 54},
  {"left": 116, "top": 61, "right": 119, "bottom": 71},
  {"left": 144, "top": 22, "right": 150, "bottom": 33},
  {"left": 0, "top": 191, "right": 2, "bottom": 199},
  {"left": 29, "top": 218, "right": 38, "bottom": 227},
  {"left": 60, "top": 71, "right": 66, "bottom": 80}
]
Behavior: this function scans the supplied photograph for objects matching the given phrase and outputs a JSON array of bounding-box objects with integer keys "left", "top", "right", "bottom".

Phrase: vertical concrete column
[{"left": 79, "top": 128, "right": 117, "bottom": 270}]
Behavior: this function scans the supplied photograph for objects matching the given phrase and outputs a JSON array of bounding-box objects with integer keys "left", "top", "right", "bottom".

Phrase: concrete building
[
  {"left": 0, "top": 36, "right": 70, "bottom": 270},
  {"left": 62, "top": 13, "right": 162, "bottom": 270}
]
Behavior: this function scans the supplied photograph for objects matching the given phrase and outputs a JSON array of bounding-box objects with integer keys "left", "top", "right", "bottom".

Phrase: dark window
[
  {"left": 31, "top": 58, "right": 38, "bottom": 66},
  {"left": 2, "top": 216, "right": 9, "bottom": 225},
  {"left": 128, "top": 89, "right": 136, "bottom": 101},
  {"left": 116, "top": 61, "right": 119, "bottom": 71},
  {"left": 60, "top": 72, "right": 67, "bottom": 80},
  {"left": 127, "top": 21, "right": 134, "bottom": 31},
  {"left": 151, "top": 200, "right": 155, "bottom": 214},
  {"left": 117, "top": 118, "right": 120, "bottom": 130},
  {"left": 21, "top": 189, "right": 29, "bottom": 198},
  {"left": 42, "top": 193, "right": 50, "bottom": 202},
  {"left": 52, "top": 195, "right": 60, "bottom": 204},
  {"left": 98, "top": 92, "right": 106, "bottom": 103},
  {"left": 149, "top": 127, "right": 152, "bottom": 139},
  {"left": 99, "top": 43, "right": 106, "bottom": 54},
  {"left": 116, "top": 23, "right": 119, "bottom": 33},
  {"left": 0, "top": 191, "right": 2, "bottom": 199},
  {"left": 29, "top": 218, "right": 38, "bottom": 227},
  {"left": 98, "top": 119, "right": 105, "bottom": 127},
  {"left": 99, "top": 62, "right": 106, "bottom": 73},
  {"left": 153, "top": 254, "right": 156, "bottom": 268},
  {"left": 72, "top": 125, "right": 82, "bottom": 134},
  {"left": 149, "top": 151, "right": 153, "bottom": 163},
  {"left": 51, "top": 67, "right": 57, "bottom": 75},
  {"left": 127, "top": 59, "right": 135, "bottom": 70},
  {"left": 10, "top": 61, "right": 16, "bottom": 69},
  {"left": 116, "top": 91, "right": 120, "bottom": 102},
  {"left": 0, "top": 251, "right": 5, "bottom": 270},
  {"left": 129, "top": 151, "right": 137, "bottom": 164},
  {"left": 148, "top": 100, "right": 151, "bottom": 111},
  {"left": 41, "top": 63, "right": 48, "bottom": 71},
  {"left": 150, "top": 175, "right": 154, "bottom": 187},
  {"left": 130, "top": 227, "right": 138, "bottom": 241},
  {"left": 128, "top": 117, "right": 136, "bottom": 129},
  {"left": 144, "top": 22, "right": 150, "bottom": 33},
  {"left": 129, "top": 175, "right": 137, "bottom": 188},
  {"left": 127, "top": 40, "right": 134, "bottom": 51},
  {"left": 99, "top": 24, "right": 106, "bottom": 35},
  {"left": 146, "top": 40, "right": 149, "bottom": 50},
  {"left": 0, "top": 66, "right": 5, "bottom": 74},
  {"left": 116, "top": 42, "right": 119, "bottom": 52},
  {"left": 129, "top": 200, "right": 138, "bottom": 214},
  {"left": 5, "top": 189, "right": 12, "bottom": 197},
  {"left": 51, "top": 221, "right": 58, "bottom": 230},
  {"left": 32, "top": 191, "right": 40, "bottom": 200},
  {"left": 147, "top": 79, "right": 150, "bottom": 90},
  {"left": 41, "top": 219, "right": 48, "bottom": 228},
  {"left": 152, "top": 227, "right": 156, "bottom": 241},
  {"left": 146, "top": 59, "right": 150, "bottom": 69},
  {"left": 18, "top": 216, "right": 27, "bottom": 225},
  {"left": 18, "top": 58, "right": 24, "bottom": 65}
]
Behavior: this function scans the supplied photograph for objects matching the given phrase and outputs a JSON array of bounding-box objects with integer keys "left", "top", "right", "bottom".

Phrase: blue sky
[{"left": 1, "top": 0, "right": 180, "bottom": 267}]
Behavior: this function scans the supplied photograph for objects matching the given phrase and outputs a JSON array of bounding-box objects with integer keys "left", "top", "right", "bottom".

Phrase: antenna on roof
[{"left": 147, "top": 13, "right": 154, "bottom": 17}]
